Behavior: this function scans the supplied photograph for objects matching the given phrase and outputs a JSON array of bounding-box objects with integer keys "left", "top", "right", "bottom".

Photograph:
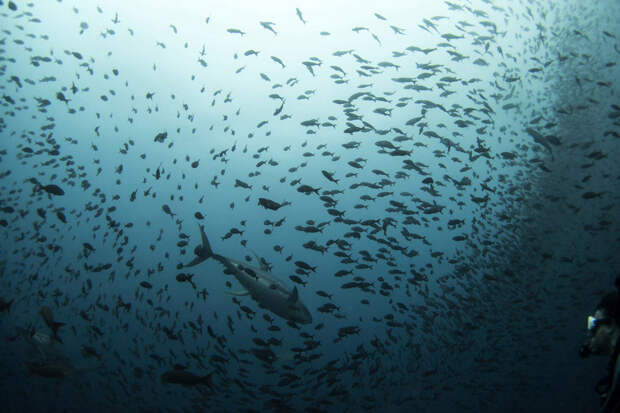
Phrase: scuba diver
[{"left": 580, "top": 277, "right": 620, "bottom": 412}]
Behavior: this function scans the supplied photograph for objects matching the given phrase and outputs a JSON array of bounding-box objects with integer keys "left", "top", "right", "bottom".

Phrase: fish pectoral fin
[
  {"left": 184, "top": 256, "right": 206, "bottom": 268},
  {"left": 225, "top": 289, "right": 249, "bottom": 296}
]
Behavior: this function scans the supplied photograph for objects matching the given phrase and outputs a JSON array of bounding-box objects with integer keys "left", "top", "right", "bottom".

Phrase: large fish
[{"left": 185, "top": 225, "right": 312, "bottom": 324}]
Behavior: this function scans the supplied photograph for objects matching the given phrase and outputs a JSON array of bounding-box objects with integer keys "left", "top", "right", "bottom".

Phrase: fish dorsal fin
[
  {"left": 288, "top": 286, "right": 299, "bottom": 303},
  {"left": 251, "top": 250, "right": 269, "bottom": 272}
]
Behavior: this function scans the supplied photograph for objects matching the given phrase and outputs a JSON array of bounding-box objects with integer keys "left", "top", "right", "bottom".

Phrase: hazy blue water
[{"left": 0, "top": 1, "right": 618, "bottom": 412}]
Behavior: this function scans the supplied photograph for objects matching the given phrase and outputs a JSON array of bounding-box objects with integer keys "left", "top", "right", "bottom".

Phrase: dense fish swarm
[{"left": 0, "top": 1, "right": 618, "bottom": 412}]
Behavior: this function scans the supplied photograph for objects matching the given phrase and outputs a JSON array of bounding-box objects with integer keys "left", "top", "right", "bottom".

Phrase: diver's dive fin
[{"left": 226, "top": 289, "right": 249, "bottom": 296}]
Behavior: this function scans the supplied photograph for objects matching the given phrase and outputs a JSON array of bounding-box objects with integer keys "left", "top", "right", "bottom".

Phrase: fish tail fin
[
  {"left": 183, "top": 224, "right": 214, "bottom": 268},
  {"left": 199, "top": 225, "right": 213, "bottom": 258}
]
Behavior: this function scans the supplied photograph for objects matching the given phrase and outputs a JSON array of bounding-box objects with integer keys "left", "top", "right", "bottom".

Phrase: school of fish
[{"left": 0, "top": 0, "right": 618, "bottom": 412}]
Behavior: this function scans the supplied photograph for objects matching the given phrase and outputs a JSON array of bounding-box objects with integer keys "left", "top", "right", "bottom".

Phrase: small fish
[
  {"left": 274, "top": 100, "right": 285, "bottom": 116},
  {"left": 154, "top": 132, "right": 167, "bottom": 143},
  {"left": 140, "top": 281, "right": 152, "bottom": 289},
  {"left": 227, "top": 28, "right": 245, "bottom": 36},
  {"left": 295, "top": 261, "right": 316, "bottom": 272},
  {"left": 26, "top": 362, "right": 72, "bottom": 379},
  {"left": 56, "top": 92, "right": 70, "bottom": 104},
  {"left": 271, "top": 56, "right": 285, "bottom": 68},
  {"left": 234, "top": 179, "right": 252, "bottom": 190},
  {"left": 296, "top": 8, "right": 307, "bottom": 24},
  {"left": 526, "top": 128, "right": 553, "bottom": 157},
  {"left": 176, "top": 273, "right": 196, "bottom": 289},
  {"left": 582, "top": 191, "right": 605, "bottom": 199},
  {"left": 56, "top": 211, "right": 67, "bottom": 224},
  {"left": 81, "top": 345, "right": 102, "bottom": 360},
  {"left": 35, "top": 183, "right": 65, "bottom": 197},
  {"left": 321, "top": 170, "right": 339, "bottom": 184},
  {"left": 260, "top": 21, "right": 277, "bottom": 35},
  {"left": 258, "top": 198, "right": 290, "bottom": 211},
  {"left": 39, "top": 306, "right": 65, "bottom": 343},
  {"left": 297, "top": 185, "right": 320, "bottom": 195},
  {"left": 162, "top": 204, "right": 175, "bottom": 218},
  {"left": 161, "top": 367, "right": 214, "bottom": 387}
]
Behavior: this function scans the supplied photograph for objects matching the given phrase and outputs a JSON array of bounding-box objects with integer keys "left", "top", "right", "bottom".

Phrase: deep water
[{"left": 0, "top": 1, "right": 619, "bottom": 412}]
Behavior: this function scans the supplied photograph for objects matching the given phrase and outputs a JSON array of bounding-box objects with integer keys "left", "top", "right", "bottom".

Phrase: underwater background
[{"left": 0, "top": 0, "right": 619, "bottom": 412}]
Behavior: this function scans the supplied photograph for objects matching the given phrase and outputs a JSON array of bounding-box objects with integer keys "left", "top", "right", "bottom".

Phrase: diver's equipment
[
  {"left": 580, "top": 344, "right": 591, "bottom": 358},
  {"left": 598, "top": 345, "right": 620, "bottom": 410},
  {"left": 588, "top": 315, "right": 612, "bottom": 333},
  {"left": 581, "top": 276, "right": 620, "bottom": 410},
  {"left": 589, "top": 315, "right": 597, "bottom": 331},
  {"left": 593, "top": 277, "right": 620, "bottom": 409}
]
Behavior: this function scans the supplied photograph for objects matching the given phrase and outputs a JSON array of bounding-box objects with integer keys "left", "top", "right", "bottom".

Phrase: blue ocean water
[{"left": 0, "top": 0, "right": 618, "bottom": 412}]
